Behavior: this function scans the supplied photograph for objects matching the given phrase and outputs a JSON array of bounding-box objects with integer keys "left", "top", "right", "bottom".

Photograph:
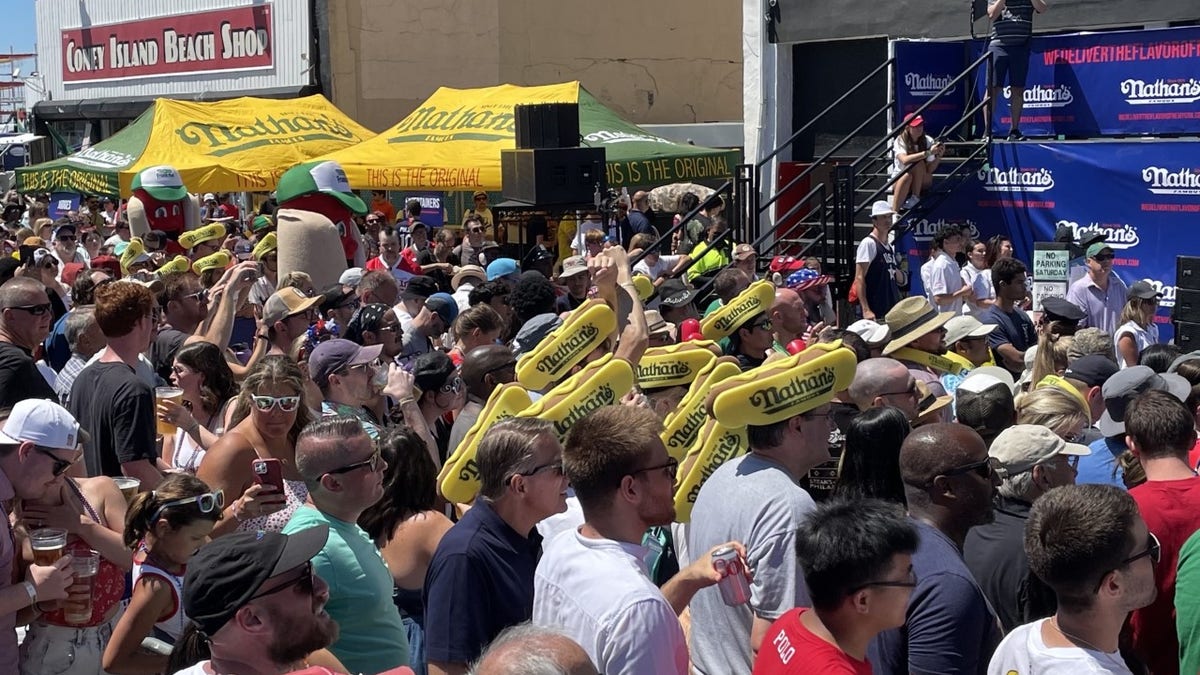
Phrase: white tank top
[{"left": 131, "top": 556, "right": 187, "bottom": 642}]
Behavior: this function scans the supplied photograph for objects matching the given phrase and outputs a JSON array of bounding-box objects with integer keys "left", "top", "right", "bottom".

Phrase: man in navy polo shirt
[{"left": 424, "top": 418, "right": 569, "bottom": 675}]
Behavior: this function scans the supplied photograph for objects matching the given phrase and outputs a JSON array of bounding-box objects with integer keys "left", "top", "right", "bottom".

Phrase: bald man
[
  {"left": 846, "top": 357, "right": 920, "bottom": 421},
  {"left": 869, "top": 423, "right": 1002, "bottom": 675},
  {"left": 0, "top": 277, "right": 56, "bottom": 407},
  {"left": 470, "top": 623, "right": 597, "bottom": 675},
  {"left": 449, "top": 344, "right": 518, "bottom": 456},
  {"left": 769, "top": 288, "right": 809, "bottom": 350}
]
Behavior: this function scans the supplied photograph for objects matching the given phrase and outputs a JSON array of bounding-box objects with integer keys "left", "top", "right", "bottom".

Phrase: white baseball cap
[
  {"left": 847, "top": 319, "right": 891, "bottom": 345},
  {"left": 0, "top": 399, "right": 89, "bottom": 450},
  {"left": 870, "top": 200, "right": 895, "bottom": 218},
  {"left": 989, "top": 424, "right": 1090, "bottom": 477},
  {"left": 944, "top": 315, "right": 997, "bottom": 346}
]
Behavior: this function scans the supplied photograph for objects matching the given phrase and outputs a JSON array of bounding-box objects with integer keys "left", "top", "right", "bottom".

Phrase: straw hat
[{"left": 882, "top": 296, "right": 955, "bottom": 356}]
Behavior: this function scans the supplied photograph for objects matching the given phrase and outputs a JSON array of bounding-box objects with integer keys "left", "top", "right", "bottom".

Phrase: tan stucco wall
[{"left": 327, "top": 0, "right": 741, "bottom": 133}]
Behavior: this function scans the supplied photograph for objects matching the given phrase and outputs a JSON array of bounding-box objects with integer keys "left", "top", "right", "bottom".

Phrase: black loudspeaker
[
  {"left": 1175, "top": 288, "right": 1200, "bottom": 324},
  {"left": 501, "top": 147, "right": 606, "bottom": 206},
  {"left": 514, "top": 103, "right": 580, "bottom": 149},
  {"left": 1177, "top": 256, "right": 1200, "bottom": 291},
  {"left": 1175, "top": 321, "right": 1200, "bottom": 349}
]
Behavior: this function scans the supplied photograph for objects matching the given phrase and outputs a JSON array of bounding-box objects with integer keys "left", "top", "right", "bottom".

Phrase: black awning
[{"left": 32, "top": 84, "right": 322, "bottom": 122}]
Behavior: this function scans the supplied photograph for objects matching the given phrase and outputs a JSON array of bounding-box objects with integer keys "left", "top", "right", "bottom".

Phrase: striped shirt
[{"left": 989, "top": 0, "right": 1035, "bottom": 45}]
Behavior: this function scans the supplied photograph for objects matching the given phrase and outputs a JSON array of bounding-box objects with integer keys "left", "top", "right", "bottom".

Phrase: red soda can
[{"left": 713, "top": 545, "right": 750, "bottom": 606}]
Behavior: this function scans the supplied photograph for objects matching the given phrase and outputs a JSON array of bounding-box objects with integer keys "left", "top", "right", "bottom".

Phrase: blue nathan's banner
[
  {"left": 974, "top": 26, "right": 1200, "bottom": 137},
  {"left": 893, "top": 40, "right": 969, "bottom": 136},
  {"left": 901, "top": 140, "right": 1200, "bottom": 341}
]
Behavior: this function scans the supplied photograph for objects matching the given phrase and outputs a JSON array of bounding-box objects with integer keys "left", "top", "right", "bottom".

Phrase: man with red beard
[
  {"left": 169, "top": 524, "right": 341, "bottom": 675},
  {"left": 283, "top": 417, "right": 410, "bottom": 674}
]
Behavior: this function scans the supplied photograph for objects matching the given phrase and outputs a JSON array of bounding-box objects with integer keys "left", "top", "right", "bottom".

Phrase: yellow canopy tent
[
  {"left": 17, "top": 95, "right": 375, "bottom": 196},
  {"left": 314, "top": 81, "right": 738, "bottom": 191}
]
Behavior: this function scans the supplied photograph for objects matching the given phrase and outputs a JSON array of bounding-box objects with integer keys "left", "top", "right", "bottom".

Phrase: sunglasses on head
[
  {"left": 33, "top": 446, "right": 78, "bottom": 477},
  {"left": 251, "top": 394, "right": 301, "bottom": 413},
  {"left": 149, "top": 489, "right": 225, "bottom": 524}
]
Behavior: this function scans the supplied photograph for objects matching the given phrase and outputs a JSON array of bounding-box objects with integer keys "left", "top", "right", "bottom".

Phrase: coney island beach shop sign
[{"left": 61, "top": 5, "right": 273, "bottom": 82}]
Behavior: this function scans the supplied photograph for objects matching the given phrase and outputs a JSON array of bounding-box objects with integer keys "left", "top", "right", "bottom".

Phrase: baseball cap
[
  {"left": 401, "top": 276, "right": 438, "bottom": 301},
  {"left": 486, "top": 258, "right": 520, "bottom": 281},
  {"left": 202, "top": 193, "right": 217, "bottom": 202},
  {"left": 1086, "top": 243, "right": 1114, "bottom": 259},
  {"left": 275, "top": 161, "right": 367, "bottom": 215},
  {"left": 319, "top": 284, "right": 357, "bottom": 314},
  {"left": 944, "top": 315, "right": 997, "bottom": 346},
  {"left": 1040, "top": 296, "right": 1086, "bottom": 323},
  {"left": 412, "top": 350, "right": 457, "bottom": 393},
  {"left": 958, "top": 366, "right": 1019, "bottom": 395},
  {"left": 250, "top": 215, "right": 273, "bottom": 234},
  {"left": 1128, "top": 280, "right": 1163, "bottom": 300},
  {"left": 906, "top": 114, "right": 925, "bottom": 128},
  {"left": 425, "top": 292, "right": 459, "bottom": 325},
  {"left": 263, "top": 287, "right": 322, "bottom": 325},
  {"left": 657, "top": 278, "right": 697, "bottom": 309},
  {"left": 955, "top": 374, "right": 1016, "bottom": 436},
  {"left": 308, "top": 339, "right": 384, "bottom": 389},
  {"left": 61, "top": 262, "right": 87, "bottom": 287},
  {"left": 1097, "top": 365, "right": 1191, "bottom": 437},
  {"left": 473, "top": 190, "right": 488, "bottom": 199},
  {"left": 846, "top": 319, "right": 891, "bottom": 345},
  {"left": 52, "top": 223, "right": 77, "bottom": 240},
  {"left": 871, "top": 200, "right": 896, "bottom": 218},
  {"left": 1063, "top": 354, "right": 1119, "bottom": 388},
  {"left": 339, "top": 267, "right": 364, "bottom": 288},
  {"left": 0, "top": 398, "right": 89, "bottom": 450},
  {"left": 733, "top": 244, "right": 756, "bottom": 260},
  {"left": 559, "top": 255, "right": 588, "bottom": 279},
  {"left": 131, "top": 166, "right": 188, "bottom": 202},
  {"left": 989, "top": 424, "right": 1090, "bottom": 477},
  {"left": 183, "top": 525, "right": 329, "bottom": 638}
]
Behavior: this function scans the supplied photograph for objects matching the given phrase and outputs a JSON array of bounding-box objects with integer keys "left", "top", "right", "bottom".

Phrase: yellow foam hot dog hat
[
  {"left": 708, "top": 341, "right": 857, "bottom": 428},
  {"left": 516, "top": 299, "right": 616, "bottom": 391},
  {"left": 119, "top": 237, "right": 147, "bottom": 274},
  {"left": 192, "top": 250, "right": 232, "bottom": 276},
  {"left": 637, "top": 342, "right": 718, "bottom": 390},
  {"left": 157, "top": 255, "right": 192, "bottom": 276},
  {"left": 253, "top": 232, "right": 279, "bottom": 261},
  {"left": 1035, "top": 374, "right": 1093, "bottom": 423},
  {"left": 517, "top": 353, "right": 635, "bottom": 440},
  {"left": 438, "top": 382, "right": 533, "bottom": 503},
  {"left": 673, "top": 418, "right": 747, "bottom": 523},
  {"left": 631, "top": 274, "right": 655, "bottom": 302},
  {"left": 178, "top": 224, "right": 226, "bottom": 250},
  {"left": 661, "top": 356, "right": 742, "bottom": 461},
  {"left": 700, "top": 279, "right": 776, "bottom": 341}
]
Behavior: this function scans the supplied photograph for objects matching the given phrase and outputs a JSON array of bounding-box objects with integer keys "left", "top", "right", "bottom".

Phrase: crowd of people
[{"left": 0, "top": 166, "right": 1192, "bottom": 675}]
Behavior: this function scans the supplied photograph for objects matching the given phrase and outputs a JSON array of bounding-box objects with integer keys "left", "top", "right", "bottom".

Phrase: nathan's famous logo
[
  {"left": 979, "top": 166, "right": 1055, "bottom": 193},
  {"left": 536, "top": 324, "right": 600, "bottom": 374},
  {"left": 1005, "top": 84, "right": 1074, "bottom": 109},
  {"left": 909, "top": 217, "right": 980, "bottom": 242},
  {"left": 1121, "top": 78, "right": 1200, "bottom": 105},
  {"left": 1056, "top": 220, "right": 1141, "bottom": 250},
  {"left": 905, "top": 72, "right": 957, "bottom": 97},
  {"left": 176, "top": 114, "right": 359, "bottom": 156},
  {"left": 685, "top": 431, "right": 743, "bottom": 504},
  {"left": 713, "top": 298, "right": 762, "bottom": 333},
  {"left": 666, "top": 405, "right": 708, "bottom": 452},
  {"left": 1142, "top": 166, "right": 1200, "bottom": 195},
  {"left": 583, "top": 130, "right": 675, "bottom": 146},
  {"left": 1147, "top": 279, "right": 1176, "bottom": 309},
  {"left": 638, "top": 361, "right": 695, "bottom": 384},
  {"left": 553, "top": 384, "right": 617, "bottom": 437},
  {"left": 748, "top": 367, "right": 837, "bottom": 416},
  {"left": 65, "top": 147, "right": 137, "bottom": 170},
  {"left": 388, "top": 104, "right": 518, "bottom": 144}
]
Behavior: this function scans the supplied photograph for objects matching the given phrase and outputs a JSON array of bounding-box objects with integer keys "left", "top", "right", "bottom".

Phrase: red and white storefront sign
[{"left": 61, "top": 5, "right": 273, "bottom": 82}]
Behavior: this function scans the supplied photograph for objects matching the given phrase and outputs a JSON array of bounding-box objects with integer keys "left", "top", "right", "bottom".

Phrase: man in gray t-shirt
[{"left": 687, "top": 413, "right": 832, "bottom": 673}]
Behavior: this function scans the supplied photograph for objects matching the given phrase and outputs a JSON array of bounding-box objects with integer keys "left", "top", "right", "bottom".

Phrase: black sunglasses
[
  {"left": 326, "top": 449, "right": 383, "bottom": 476},
  {"left": 1095, "top": 532, "right": 1160, "bottom": 592},
  {"left": 850, "top": 568, "right": 918, "bottom": 593},
  {"left": 629, "top": 457, "right": 679, "bottom": 481},
  {"left": 34, "top": 446, "right": 78, "bottom": 477},
  {"left": 515, "top": 461, "right": 564, "bottom": 479},
  {"left": 1093, "top": 254, "right": 1115, "bottom": 262},
  {"left": 8, "top": 303, "right": 53, "bottom": 316},
  {"left": 935, "top": 456, "right": 1000, "bottom": 484},
  {"left": 252, "top": 561, "right": 316, "bottom": 600}
]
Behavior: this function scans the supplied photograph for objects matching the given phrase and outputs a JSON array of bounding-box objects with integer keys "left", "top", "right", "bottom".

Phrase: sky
[{"left": 4, "top": 2, "right": 38, "bottom": 60}]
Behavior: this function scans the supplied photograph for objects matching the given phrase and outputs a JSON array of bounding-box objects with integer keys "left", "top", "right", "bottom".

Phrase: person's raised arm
[{"left": 987, "top": 0, "right": 1007, "bottom": 20}]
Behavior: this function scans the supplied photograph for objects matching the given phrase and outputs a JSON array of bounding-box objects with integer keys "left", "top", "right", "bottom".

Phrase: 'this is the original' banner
[
  {"left": 61, "top": 5, "right": 273, "bottom": 83},
  {"left": 899, "top": 140, "right": 1200, "bottom": 342},
  {"left": 975, "top": 25, "right": 1200, "bottom": 137}
]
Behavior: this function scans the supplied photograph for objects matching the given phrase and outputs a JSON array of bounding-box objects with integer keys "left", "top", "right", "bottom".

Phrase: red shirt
[
  {"left": 752, "top": 608, "right": 872, "bottom": 675},
  {"left": 1187, "top": 438, "right": 1200, "bottom": 471},
  {"left": 1129, "top": 476, "right": 1200, "bottom": 675}
]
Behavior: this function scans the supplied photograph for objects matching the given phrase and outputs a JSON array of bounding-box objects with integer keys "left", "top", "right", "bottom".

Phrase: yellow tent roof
[
  {"left": 17, "top": 95, "right": 376, "bottom": 196},
  {"left": 314, "top": 81, "right": 737, "bottom": 191}
]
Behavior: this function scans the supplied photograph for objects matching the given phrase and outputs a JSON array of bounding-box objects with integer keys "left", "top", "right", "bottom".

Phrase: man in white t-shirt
[
  {"left": 534, "top": 405, "right": 741, "bottom": 675},
  {"left": 570, "top": 212, "right": 605, "bottom": 254},
  {"left": 921, "top": 222, "right": 973, "bottom": 314},
  {"left": 988, "top": 483, "right": 1155, "bottom": 675}
]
